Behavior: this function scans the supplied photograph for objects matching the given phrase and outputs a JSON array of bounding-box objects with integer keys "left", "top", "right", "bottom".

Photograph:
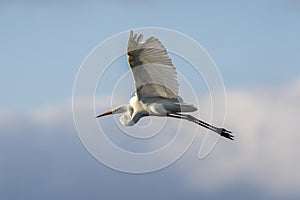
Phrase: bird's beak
[{"left": 95, "top": 110, "right": 113, "bottom": 118}]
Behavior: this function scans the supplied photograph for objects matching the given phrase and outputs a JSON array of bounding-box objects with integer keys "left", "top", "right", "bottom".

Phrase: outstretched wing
[{"left": 127, "top": 31, "right": 179, "bottom": 99}]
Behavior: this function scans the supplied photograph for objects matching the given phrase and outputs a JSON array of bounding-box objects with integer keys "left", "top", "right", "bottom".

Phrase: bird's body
[{"left": 96, "top": 31, "right": 234, "bottom": 140}]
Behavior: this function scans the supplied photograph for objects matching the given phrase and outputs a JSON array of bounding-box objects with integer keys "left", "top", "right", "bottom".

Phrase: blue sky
[
  {"left": 1, "top": 0, "right": 300, "bottom": 111},
  {"left": 1, "top": 1, "right": 300, "bottom": 200}
]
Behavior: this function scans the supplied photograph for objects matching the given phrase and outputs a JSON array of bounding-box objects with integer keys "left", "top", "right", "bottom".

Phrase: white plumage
[
  {"left": 127, "top": 30, "right": 178, "bottom": 99},
  {"left": 96, "top": 31, "right": 234, "bottom": 140}
]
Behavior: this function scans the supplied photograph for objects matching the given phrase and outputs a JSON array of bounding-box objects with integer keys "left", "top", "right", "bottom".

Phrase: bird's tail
[
  {"left": 163, "top": 103, "right": 197, "bottom": 113},
  {"left": 177, "top": 104, "right": 197, "bottom": 112}
]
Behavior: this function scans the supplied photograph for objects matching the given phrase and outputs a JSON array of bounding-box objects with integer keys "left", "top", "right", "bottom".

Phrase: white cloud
[
  {"left": 1, "top": 78, "right": 300, "bottom": 199},
  {"left": 183, "top": 77, "right": 300, "bottom": 196}
]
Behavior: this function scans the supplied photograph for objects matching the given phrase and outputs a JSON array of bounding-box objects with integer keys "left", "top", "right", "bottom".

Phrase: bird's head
[{"left": 95, "top": 105, "right": 131, "bottom": 118}]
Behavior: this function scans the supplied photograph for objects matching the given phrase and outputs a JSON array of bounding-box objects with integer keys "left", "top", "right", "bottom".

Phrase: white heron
[{"left": 96, "top": 31, "right": 234, "bottom": 140}]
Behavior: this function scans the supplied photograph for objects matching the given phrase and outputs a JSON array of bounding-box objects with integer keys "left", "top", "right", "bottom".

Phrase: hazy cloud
[
  {"left": 1, "top": 78, "right": 300, "bottom": 199},
  {"left": 183, "top": 77, "right": 300, "bottom": 197}
]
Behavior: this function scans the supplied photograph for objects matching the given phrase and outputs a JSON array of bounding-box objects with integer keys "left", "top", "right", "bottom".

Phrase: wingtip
[
  {"left": 130, "top": 30, "right": 133, "bottom": 37},
  {"left": 137, "top": 33, "right": 143, "bottom": 43}
]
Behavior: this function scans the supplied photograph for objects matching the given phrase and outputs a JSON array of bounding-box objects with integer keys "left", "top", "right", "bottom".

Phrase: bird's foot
[{"left": 217, "top": 128, "right": 234, "bottom": 140}]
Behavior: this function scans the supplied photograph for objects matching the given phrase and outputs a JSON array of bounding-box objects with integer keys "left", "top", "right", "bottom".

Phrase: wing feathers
[{"left": 127, "top": 31, "right": 179, "bottom": 99}]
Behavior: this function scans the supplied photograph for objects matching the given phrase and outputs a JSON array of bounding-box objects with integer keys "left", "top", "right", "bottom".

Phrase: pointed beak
[{"left": 95, "top": 110, "right": 113, "bottom": 118}]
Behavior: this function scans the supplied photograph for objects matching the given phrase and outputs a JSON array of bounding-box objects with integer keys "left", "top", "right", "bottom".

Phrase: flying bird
[{"left": 96, "top": 31, "right": 234, "bottom": 140}]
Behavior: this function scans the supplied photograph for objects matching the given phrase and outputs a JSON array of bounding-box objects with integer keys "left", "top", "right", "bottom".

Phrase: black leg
[{"left": 167, "top": 113, "right": 234, "bottom": 140}]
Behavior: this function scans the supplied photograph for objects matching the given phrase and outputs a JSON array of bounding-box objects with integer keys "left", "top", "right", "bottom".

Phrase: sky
[{"left": 1, "top": 0, "right": 300, "bottom": 199}]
